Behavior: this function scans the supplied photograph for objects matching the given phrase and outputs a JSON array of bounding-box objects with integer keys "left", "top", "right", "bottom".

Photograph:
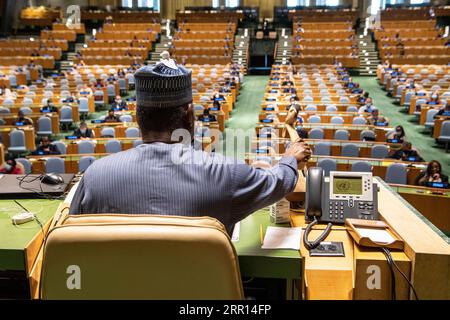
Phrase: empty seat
[
  {"left": 334, "top": 129, "right": 349, "bottom": 140},
  {"left": 314, "top": 142, "right": 331, "bottom": 156},
  {"left": 341, "top": 144, "right": 359, "bottom": 157},
  {"left": 45, "top": 158, "right": 65, "bottom": 174},
  {"left": 37, "top": 117, "right": 53, "bottom": 136},
  {"left": 78, "top": 140, "right": 95, "bottom": 154},
  {"left": 308, "top": 128, "right": 324, "bottom": 139},
  {"left": 308, "top": 116, "right": 321, "bottom": 124},
  {"left": 305, "top": 105, "right": 317, "bottom": 112},
  {"left": 59, "top": 106, "right": 73, "bottom": 129},
  {"left": 105, "top": 140, "right": 122, "bottom": 153},
  {"left": 351, "top": 161, "right": 372, "bottom": 172},
  {"left": 385, "top": 163, "right": 407, "bottom": 184},
  {"left": 125, "top": 127, "right": 140, "bottom": 138},
  {"left": 318, "top": 158, "right": 337, "bottom": 177},
  {"left": 325, "top": 105, "right": 337, "bottom": 112},
  {"left": 424, "top": 109, "right": 439, "bottom": 129},
  {"left": 331, "top": 116, "right": 344, "bottom": 125},
  {"left": 133, "top": 139, "right": 143, "bottom": 148},
  {"left": 101, "top": 127, "right": 115, "bottom": 138},
  {"left": 119, "top": 115, "right": 132, "bottom": 123},
  {"left": 79, "top": 97, "right": 89, "bottom": 118},
  {"left": 8, "top": 130, "right": 27, "bottom": 154},
  {"left": 371, "top": 145, "right": 389, "bottom": 159},
  {"left": 353, "top": 117, "right": 367, "bottom": 125}
]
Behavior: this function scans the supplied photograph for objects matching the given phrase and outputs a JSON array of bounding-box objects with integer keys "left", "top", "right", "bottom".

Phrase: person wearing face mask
[
  {"left": 197, "top": 107, "right": 217, "bottom": 122},
  {"left": 358, "top": 98, "right": 376, "bottom": 114},
  {"left": 388, "top": 141, "right": 424, "bottom": 162},
  {"left": 73, "top": 122, "right": 95, "bottom": 139},
  {"left": 427, "top": 92, "right": 441, "bottom": 105},
  {"left": 367, "top": 108, "right": 389, "bottom": 126},
  {"left": 0, "top": 159, "right": 23, "bottom": 175},
  {"left": 111, "top": 95, "right": 128, "bottom": 111},
  {"left": 386, "top": 125, "right": 406, "bottom": 143},
  {"left": 415, "top": 160, "right": 449, "bottom": 187}
]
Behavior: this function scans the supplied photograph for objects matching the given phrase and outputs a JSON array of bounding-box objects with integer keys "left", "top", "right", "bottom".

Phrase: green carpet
[{"left": 355, "top": 76, "right": 450, "bottom": 174}]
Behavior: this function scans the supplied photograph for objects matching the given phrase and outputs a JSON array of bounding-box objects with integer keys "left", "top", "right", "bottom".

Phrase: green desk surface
[
  {"left": 0, "top": 199, "right": 62, "bottom": 271},
  {"left": 233, "top": 209, "right": 302, "bottom": 280}
]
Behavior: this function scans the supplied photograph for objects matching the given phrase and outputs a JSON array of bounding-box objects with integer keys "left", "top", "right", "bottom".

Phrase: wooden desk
[
  {"left": 291, "top": 178, "right": 450, "bottom": 300},
  {"left": 0, "top": 126, "right": 36, "bottom": 150}
]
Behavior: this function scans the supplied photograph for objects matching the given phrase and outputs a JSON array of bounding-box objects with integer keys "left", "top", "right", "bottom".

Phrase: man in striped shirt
[{"left": 69, "top": 55, "right": 311, "bottom": 234}]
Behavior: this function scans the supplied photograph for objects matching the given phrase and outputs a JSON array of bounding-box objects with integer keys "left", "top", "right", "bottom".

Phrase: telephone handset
[{"left": 303, "top": 167, "right": 380, "bottom": 250}]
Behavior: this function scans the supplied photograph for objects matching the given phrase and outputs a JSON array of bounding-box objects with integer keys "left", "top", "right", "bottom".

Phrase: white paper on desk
[
  {"left": 231, "top": 222, "right": 240, "bottom": 242},
  {"left": 356, "top": 227, "right": 396, "bottom": 244},
  {"left": 261, "top": 226, "right": 302, "bottom": 250}
]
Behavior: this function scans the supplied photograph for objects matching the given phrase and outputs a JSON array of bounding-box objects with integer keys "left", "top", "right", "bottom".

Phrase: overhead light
[{"left": 30, "top": 37, "right": 34, "bottom": 41}]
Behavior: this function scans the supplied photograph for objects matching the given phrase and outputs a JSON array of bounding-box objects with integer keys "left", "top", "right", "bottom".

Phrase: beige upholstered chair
[{"left": 40, "top": 214, "right": 244, "bottom": 300}]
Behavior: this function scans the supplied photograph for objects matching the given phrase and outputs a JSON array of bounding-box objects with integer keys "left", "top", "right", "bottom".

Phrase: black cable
[
  {"left": 380, "top": 247, "right": 397, "bottom": 300},
  {"left": 382, "top": 247, "right": 420, "bottom": 300},
  {"left": 303, "top": 217, "right": 333, "bottom": 250}
]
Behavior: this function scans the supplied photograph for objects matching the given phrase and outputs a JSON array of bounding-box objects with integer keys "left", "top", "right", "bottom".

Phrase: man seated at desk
[
  {"left": 111, "top": 95, "right": 128, "bottom": 111},
  {"left": 32, "top": 136, "right": 61, "bottom": 155},
  {"left": 73, "top": 121, "right": 95, "bottom": 139},
  {"left": 367, "top": 109, "right": 389, "bottom": 126},
  {"left": 197, "top": 108, "right": 217, "bottom": 123},
  {"left": 358, "top": 98, "right": 376, "bottom": 114},
  {"left": 41, "top": 99, "right": 58, "bottom": 113},
  {"left": 69, "top": 53, "right": 312, "bottom": 235},
  {"left": 426, "top": 92, "right": 442, "bottom": 106},
  {"left": 15, "top": 110, "right": 33, "bottom": 126},
  {"left": 211, "top": 91, "right": 225, "bottom": 103},
  {"left": 283, "top": 83, "right": 297, "bottom": 95},
  {"left": 434, "top": 101, "right": 450, "bottom": 118},
  {"left": 415, "top": 160, "right": 449, "bottom": 187},
  {"left": 104, "top": 110, "right": 120, "bottom": 123},
  {"left": 388, "top": 141, "right": 424, "bottom": 162}
]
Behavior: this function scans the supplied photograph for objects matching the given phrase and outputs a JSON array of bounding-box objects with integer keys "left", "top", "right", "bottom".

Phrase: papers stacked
[{"left": 269, "top": 198, "right": 290, "bottom": 224}]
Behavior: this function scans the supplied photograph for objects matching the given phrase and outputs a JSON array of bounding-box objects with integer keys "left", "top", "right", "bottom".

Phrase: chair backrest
[
  {"left": 78, "top": 140, "right": 95, "bottom": 154},
  {"left": 308, "top": 115, "right": 321, "bottom": 124},
  {"left": 78, "top": 156, "right": 96, "bottom": 172},
  {"left": 125, "top": 127, "right": 140, "bottom": 138},
  {"left": 385, "top": 163, "right": 407, "bottom": 184},
  {"left": 119, "top": 115, "right": 132, "bottom": 123},
  {"left": 314, "top": 142, "right": 331, "bottom": 156},
  {"left": 38, "top": 117, "right": 52, "bottom": 133},
  {"left": 309, "top": 128, "right": 324, "bottom": 139},
  {"left": 351, "top": 161, "right": 372, "bottom": 172},
  {"left": 440, "top": 120, "right": 450, "bottom": 136},
  {"left": 101, "top": 127, "right": 115, "bottom": 138},
  {"left": 334, "top": 129, "right": 349, "bottom": 140},
  {"left": 425, "top": 109, "right": 439, "bottom": 123},
  {"left": 305, "top": 105, "right": 317, "bottom": 111},
  {"left": 318, "top": 158, "right": 337, "bottom": 176},
  {"left": 16, "top": 158, "right": 32, "bottom": 174},
  {"left": 40, "top": 214, "right": 244, "bottom": 300},
  {"left": 0, "top": 106, "right": 10, "bottom": 114},
  {"left": 371, "top": 145, "right": 389, "bottom": 159},
  {"left": 353, "top": 116, "right": 367, "bottom": 125},
  {"left": 51, "top": 141, "right": 66, "bottom": 155},
  {"left": 9, "top": 129, "right": 25, "bottom": 147},
  {"left": 19, "top": 107, "right": 32, "bottom": 115},
  {"left": 360, "top": 130, "right": 376, "bottom": 141},
  {"left": 60, "top": 106, "right": 73, "bottom": 120},
  {"left": 331, "top": 116, "right": 344, "bottom": 124},
  {"left": 341, "top": 143, "right": 359, "bottom": 157},
  {"left": 45, "top": 158, "right": 65, "bottom": 174},
  {"left": 105, "top": 140, "right": 122, "bottom": 153},
  {"left": 106, "top": 84, "right": 116, "bottom": 96},
  {"left": 347, "top": 106, "right": 358, "bottom": 112},
  {"left": 79, "top": 98, "right": 89, "bottom": 112}
]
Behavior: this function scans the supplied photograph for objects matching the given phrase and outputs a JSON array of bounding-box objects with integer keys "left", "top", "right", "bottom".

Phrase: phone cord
[{"left": 303, "top": 217, "right": 333, "bottom": 251}]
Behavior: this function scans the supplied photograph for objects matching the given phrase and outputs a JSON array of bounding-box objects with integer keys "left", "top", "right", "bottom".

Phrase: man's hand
[{"left": 284, "top": 139, "right": 312, "bottom": 164}]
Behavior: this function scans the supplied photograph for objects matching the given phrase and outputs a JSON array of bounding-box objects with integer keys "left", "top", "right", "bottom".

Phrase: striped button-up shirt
[{"left": 69, "top": 142, "right": 298, "bottom": 234}]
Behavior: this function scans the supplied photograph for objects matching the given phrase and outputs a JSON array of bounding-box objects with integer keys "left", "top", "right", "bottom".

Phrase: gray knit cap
[{"left": 134, "top": 53, "right": 192, "bottom": 108}]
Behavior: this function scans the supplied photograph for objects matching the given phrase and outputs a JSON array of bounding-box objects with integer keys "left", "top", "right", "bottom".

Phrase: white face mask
[
  {"left": 431, "top": 95, "right": 438, "bottom": 99},
  {"left": 3, "top": 164, "right": 12, "bottom": 171}
]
